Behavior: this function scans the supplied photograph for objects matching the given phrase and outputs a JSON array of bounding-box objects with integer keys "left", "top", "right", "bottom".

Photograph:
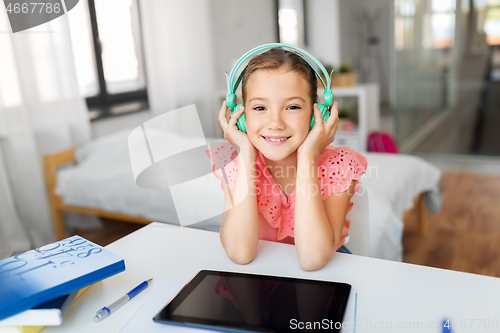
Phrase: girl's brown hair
[{"left": 241, "top": 48, "right": 318, "bottom": 105}]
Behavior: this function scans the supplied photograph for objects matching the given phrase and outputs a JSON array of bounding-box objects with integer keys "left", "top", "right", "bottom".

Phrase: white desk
[{"left": 45, "top": 223, "right": 500, "bottom": 333}]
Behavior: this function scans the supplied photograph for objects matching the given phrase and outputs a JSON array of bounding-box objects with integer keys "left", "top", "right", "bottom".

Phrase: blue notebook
[{"left": 0, "top": 236, "right": 126, "bottom": 321}]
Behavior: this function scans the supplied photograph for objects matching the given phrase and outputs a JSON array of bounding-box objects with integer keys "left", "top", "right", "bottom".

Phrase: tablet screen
[{"left": 154, "top": 270, "right": 351, "bottom": 332}]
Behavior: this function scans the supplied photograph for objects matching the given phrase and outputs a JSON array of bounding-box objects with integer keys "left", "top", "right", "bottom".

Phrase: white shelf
[{"left": 321, "top": 83, "right": 380, "bottom": 152}]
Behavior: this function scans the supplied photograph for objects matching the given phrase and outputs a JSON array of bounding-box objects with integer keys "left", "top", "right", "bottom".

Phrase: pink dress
[
  {"left": 206, "top": 143, "right": 367, "bottom": 310},
  {"left": 205, "top": 143, "right": 368, "bottom": 246}
]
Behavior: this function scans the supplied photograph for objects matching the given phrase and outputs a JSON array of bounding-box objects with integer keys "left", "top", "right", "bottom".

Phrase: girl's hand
[
  {"left": 337, "top": 217, "right": 351, "bottom": 248},
  {"left": 218, "top": 101, "right": 256, "bottom": 155},
  {"left": 297, "top": 101, "right": 339, "bottom": 159}
]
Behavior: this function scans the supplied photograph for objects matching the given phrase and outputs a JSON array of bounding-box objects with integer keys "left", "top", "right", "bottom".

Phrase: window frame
[{"left": 85, "top": 0, "right": 149, "bottom": 120}]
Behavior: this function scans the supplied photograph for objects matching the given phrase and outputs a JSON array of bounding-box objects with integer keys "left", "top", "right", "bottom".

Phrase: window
[
  {"left": 68, "top": 0, "right": 148, "bottom": 120},
  {"left": 476, "top": 0, "right": 500, "bottom": 45},
  {"left": 395, "top": 0, "right": 456, "bottom": 50},
  {"left": 277, "top": 0, "right": 305, "bottom": 47},
  {"left": 395, "top": 0, "right": 416, "bottom": 50},
  {"left": 429, "top": 0, "right": 456, "bottom": 49}
]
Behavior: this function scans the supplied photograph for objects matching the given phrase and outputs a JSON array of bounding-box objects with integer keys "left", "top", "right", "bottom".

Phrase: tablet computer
[{"left": 153, "top": 270, "right": 351, "bottom": 332}]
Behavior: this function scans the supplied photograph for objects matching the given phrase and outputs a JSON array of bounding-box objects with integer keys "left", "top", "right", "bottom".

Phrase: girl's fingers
[
  {"left": 218, "top": 101, "right": 229, "bottom": 128},
  {"left": 332, "top": 118, "right": 339, "bottom": 132},
  {"left": 228, "top": 106, "right": 245, "bottom": 128},
  {"left": 325, "top": 101, "right": 339, "bottom": 130},
  {"left": 312, "top": 103, "right": 322, "bottom": 128}
]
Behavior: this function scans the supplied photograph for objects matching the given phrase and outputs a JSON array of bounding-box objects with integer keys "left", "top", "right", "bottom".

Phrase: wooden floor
[
  {"left": 76, "top": 171, "right": 500, "bottom": 278},
  {"left": 72, "top": 219, "right": 144, "bottom": 248},
  {"left": 403, "top": 171, "right": 500, "bottom": 278}
]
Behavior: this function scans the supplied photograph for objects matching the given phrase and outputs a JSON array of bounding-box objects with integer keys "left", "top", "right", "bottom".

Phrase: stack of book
[{"left": 0, "top": 236, "right": 126, "bottom": 333}]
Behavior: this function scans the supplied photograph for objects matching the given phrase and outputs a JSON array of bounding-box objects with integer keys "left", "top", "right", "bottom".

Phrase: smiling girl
[{"left": 207, "top": 47, "right": 367, "bottom": 271}]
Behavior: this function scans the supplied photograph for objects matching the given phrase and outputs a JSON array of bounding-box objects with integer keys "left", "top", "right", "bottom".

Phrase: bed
[{"left": 44, "top": 129, "right": 442, "bottom": 261}]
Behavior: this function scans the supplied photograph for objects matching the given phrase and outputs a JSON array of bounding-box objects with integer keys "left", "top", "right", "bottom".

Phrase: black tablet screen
[{"left": 154, "top": 270, "right": 351, "bottom": 333}]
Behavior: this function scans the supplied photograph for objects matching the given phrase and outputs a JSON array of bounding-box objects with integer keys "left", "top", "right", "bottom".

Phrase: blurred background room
[{"left": 1, "top": 0, "right": 499, "bottom": 277}]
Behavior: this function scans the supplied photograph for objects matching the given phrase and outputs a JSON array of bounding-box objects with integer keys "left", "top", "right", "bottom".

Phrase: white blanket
[
  {"left": 57, "top": 129, "right": 441, "bottom": 261},
  {"left": 361, "top": 153, "right": 441, "bottom": 260}
]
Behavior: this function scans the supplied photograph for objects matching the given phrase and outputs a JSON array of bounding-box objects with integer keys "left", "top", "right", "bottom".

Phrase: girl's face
[{"left": 244, "top": 68, "right": 313, "bottom": 162}]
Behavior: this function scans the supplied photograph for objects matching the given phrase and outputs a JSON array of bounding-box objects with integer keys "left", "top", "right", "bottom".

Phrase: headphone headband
[{"left": 226, "top": 43, "right": 333, "bottom": 109}]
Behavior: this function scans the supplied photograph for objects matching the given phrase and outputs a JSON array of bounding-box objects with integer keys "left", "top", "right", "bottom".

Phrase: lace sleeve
[
  {"left": 318, "top": 146, "right": 367, "bottom": 200},
  {"left": 205, "top": 142, "right": 239, "bottom": 190}
]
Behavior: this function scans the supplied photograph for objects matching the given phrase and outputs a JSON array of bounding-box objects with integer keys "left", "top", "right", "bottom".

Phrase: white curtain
[
  {"left": 0, "top": 8, "right": 91, "bottom": 258},
  {"left": 139, "top": 0, "right": 218, "bottom": 138}
]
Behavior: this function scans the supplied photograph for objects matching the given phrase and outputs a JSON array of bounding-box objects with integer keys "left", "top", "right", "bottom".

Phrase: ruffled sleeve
[
  {"left": 205, "top": 142, "right": 239, "bottom": 190},
  {"left": 317, "top": 146, "right": 367, "bottom": 200}
]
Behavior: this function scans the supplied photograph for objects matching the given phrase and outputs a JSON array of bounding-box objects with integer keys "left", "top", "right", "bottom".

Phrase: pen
[{"left": 94, "top": 278, "right": 153, "bottom": 322}]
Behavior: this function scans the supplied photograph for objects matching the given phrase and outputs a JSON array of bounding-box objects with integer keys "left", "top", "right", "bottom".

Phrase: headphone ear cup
[
  {"left": 309, "top": 103, "right": 330, "bottom": 130},
  {"left": 323, "top": 90, "right": 334, "bottom": 108},
  {"left": 231, "top": 104, "right": 247, "bottom": 133}
]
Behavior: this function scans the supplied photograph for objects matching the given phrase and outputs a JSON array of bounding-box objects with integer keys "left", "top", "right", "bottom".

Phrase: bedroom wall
[
  {"left": 209, "top": 0, "right": 278, "bottom": 91},
  {"left": 338, "top": 0, "right": 393, "bottom": 105},
  {"left": 303, "top": 0, "right": 341, "bottom": 67}
]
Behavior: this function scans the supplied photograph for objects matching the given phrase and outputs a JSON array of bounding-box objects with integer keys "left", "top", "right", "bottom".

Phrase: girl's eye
[
  {"left": 253, "top": 106, "right": 266, "bottom": 111},
  {"left": 287, "top": 105, "right": 301, "bottom": 110}
]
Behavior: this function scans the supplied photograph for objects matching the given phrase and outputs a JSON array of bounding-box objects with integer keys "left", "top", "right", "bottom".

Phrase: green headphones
[{"left": 226, "top": 43, "right": 334, "bottom": 133}]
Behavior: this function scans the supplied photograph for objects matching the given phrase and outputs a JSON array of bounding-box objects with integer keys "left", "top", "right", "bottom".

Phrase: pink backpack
[{"left": 367, "top": 132, "right": 399, "bottom": 153}]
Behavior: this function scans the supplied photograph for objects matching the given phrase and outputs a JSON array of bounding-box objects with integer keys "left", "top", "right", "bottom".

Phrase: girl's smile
[
  {"left": 244, "top": 68, "right": 313, "bottom": 163},
  {"left": 261, "top": 135, "right": 291, "bottom": 145}
]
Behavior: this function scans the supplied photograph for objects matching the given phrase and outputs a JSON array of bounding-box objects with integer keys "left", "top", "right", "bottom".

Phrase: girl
[{"left": 207, "top": 47, "right": 367, "bottom": 271}]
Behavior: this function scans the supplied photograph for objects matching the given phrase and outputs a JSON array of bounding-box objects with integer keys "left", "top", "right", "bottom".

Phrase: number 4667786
[
  {"left": 444, "top": 319, "right": 498, "bottom": 330},
  {"left": 6, "top": 2, "right": 61, "bottom": 14}
]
